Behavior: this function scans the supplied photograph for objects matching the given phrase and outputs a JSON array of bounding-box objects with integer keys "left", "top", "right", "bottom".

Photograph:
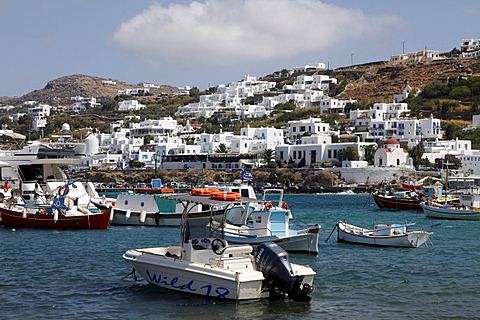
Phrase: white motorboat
[
  {"left": 336, "top": 221, "right": 432, "bottom": 248},
  {"left": 0, "top": 142, "right": 105, "bottom": 210},
  {"left": 218, "top": 189, "right": 320, "bottom": 255},
  {"left": 123, "top": 194, "right": 316, "bottom": 301}
]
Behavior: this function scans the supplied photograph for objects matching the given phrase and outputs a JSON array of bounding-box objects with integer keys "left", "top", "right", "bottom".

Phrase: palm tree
[
  {"left": 261, "top": 149, "right": 276, "bottom": 166},
  {"left": 215, "top": 143, "right": 230, "bottom": 153}
]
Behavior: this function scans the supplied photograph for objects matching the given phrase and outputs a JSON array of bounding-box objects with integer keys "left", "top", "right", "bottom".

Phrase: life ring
[
  {"left": 58, "top": 185, "right": 69, "bottom": 196},
  {"left": 281, "top": 201, "right": 289, "bottom": 210},
  {"left": 191, "top": 188, "right": 219, "bottom": 196},
  {"left": 264, "top": 202, "right": 273, "bottom": 210},
  {"left": 210, "top": 191, "right": 241, "bottom": 201}
]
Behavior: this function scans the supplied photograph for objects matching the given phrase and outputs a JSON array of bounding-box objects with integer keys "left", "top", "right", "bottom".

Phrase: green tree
[
  {"left": 337, "top": 146, "right": 360, "bottom": 162},
  {"left": 261, "top": 149, "right": 276, "bottom": 166},
  {"left": 408, "top": 141, "right": 425, "bottom": 167},
  {"left": 361, "top": 145, "right": 377, "bottom": 165}
]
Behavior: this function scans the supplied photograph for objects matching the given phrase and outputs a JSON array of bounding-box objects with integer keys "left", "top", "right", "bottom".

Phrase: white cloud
[{"left": 112, "top": 0, "right": 404, "bottom": 66}]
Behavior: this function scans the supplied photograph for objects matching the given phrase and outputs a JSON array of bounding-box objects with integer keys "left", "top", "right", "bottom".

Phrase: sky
[{"left": 1, "top": 0, "right": 479, "bottom": 97}]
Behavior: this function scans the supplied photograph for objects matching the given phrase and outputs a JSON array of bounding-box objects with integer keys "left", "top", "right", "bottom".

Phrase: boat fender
[
  {"left": 22, "top": 209, "right": 27, "bottom": 218},
  {"left": 53, "top": 210, "right": 59, "bottom": 222},
  {"left": 125, "top": 209, "right": 131, "bottom": 219},
  {"left": 264, "top": 202, "right": 273, "bottom": 210},
  {"left": 281, "top": 201, "right": 289, "bottom": 210},
  {"left": 109, "top": 208, "right": 114, "bottom": 221},
  {"left": 139, "top": 210, "right": 146, "bottom": 223}
]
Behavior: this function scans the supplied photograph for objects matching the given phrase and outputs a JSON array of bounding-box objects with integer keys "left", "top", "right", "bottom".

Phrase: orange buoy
[
  {"left": 264, "top": 202, "right": 273, "bottom": 210},
  {"left": 281, "top": 201, "right": 289, "bottom": 210},
  {"left": 210, "top": 191, "right": 241, "bottom": 201},
  {"left": 191, "top": 188, "right": 219, "bottom": 196}
]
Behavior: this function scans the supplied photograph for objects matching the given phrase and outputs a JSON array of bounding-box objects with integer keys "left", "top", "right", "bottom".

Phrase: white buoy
[
  {"left": 53, "top": 210, "right": 59, "bottom": 222},
  {"left": 126, "top": 209, "right": 131, "bottom": 219},
  {"left": 11, "top": 228, "right": 15, "bottom": 232},
  {"left": 139, "top": 210, "right": 147, "bottom": 223}
]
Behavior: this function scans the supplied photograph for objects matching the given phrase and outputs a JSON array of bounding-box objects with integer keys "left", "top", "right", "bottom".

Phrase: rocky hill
[
  {"left": 15, "top": 74, "right": 180, "bottom": 105},
  {"left": 333, "top": 58, "right": 480, "bottom": 104}
]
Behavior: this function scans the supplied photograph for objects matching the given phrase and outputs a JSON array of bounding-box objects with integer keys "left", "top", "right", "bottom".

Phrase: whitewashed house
[
  {"left": 129, "top": 118, "right": 178, "bottom": 138},
  {"left": 28, "top": 104, "right": 51, "bottom": 131},
  {"left": 390, "top": 49, "right": 442, "bottom": 64},
  {"left": 275, "top": 137, "right": 376, "bottom": 167},
  {"left": 285, "top": 118, "right": 331, "bottom": 144},
  {"left": 118, "top": 99, "right": 146, "bottom": 111},
  {"left": 464, "top": 114, "right": 480, "bottom": 131}
]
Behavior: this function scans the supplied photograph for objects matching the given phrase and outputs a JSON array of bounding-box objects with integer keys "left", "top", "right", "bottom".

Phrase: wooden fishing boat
[
  {"left": 372, "top": 191, "right": 422, "bottom": 211},
  {"left": 336, "top": 221, "right": 432, "bottom": 248},
  {"left": 421, "top": 189, "right": 480, "bottom": 220},
  {"left": 0, "top": 201, "right": 110, "bottom": 229}
]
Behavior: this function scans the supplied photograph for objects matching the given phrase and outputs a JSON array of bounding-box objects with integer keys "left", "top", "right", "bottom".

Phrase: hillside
[
  {"left": 15, "top": 74, "right": 180, "bottom": 105},
  {"left": 333, "top": 58, "right": 480, "bottom": 104},
  {"left": 6, "top": 58, "right": 480, "bottom": 113}
]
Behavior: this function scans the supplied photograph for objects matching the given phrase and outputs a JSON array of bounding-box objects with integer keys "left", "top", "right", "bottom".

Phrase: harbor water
[{"left": 1, "top": 194, "right": 479, "bottom": 319}]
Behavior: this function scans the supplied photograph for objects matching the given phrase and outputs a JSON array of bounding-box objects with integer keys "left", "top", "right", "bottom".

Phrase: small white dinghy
[{"left": 336, "top": 221, "right": 432, "bottom": 248}]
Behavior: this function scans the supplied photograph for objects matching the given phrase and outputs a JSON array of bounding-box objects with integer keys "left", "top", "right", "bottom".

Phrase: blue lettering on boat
[{"left": 145, "top": 270, "right": 230, "bottom": 297}]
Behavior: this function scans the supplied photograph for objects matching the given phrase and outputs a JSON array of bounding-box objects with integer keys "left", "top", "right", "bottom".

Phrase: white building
[
  {"left": 285, "top": 118, "right": 331, "bottom": 144},
  {"left": 394, "top": 85, "right": 414, "bottom": 103},
  {"left": 129, "top": 118, "right": 178, "bottom": 138},
  {"left": 118, "top": 99, "right": 146, "bottom": 111},
  {"left": 464, "top": 114, "right": 480, "bottom": 131},
  {"left": 390, "top": 49, "right": 443, "bottom": 64},
  {"left": 28, "top": 104, "right": 51, "bottom": 130},
  {"left": 461, "top": 38, "right": 480, "bottom": 52},
  {"left": 292, "top": 63, "right": 326, "bottom": 73},
  {"left": 319, "top": 98, "right": 357, "bottom": 115},
  {"left": 275, "top": 138, "right": 376, "bottom": 167}
]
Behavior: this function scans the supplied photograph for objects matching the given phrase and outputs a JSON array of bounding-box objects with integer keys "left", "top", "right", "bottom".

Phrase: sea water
[{"left": 1, "top": 194, "right": 479, "bottom": 319}]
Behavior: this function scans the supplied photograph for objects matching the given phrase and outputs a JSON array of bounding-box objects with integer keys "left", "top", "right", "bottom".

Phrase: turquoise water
[{"left": 1, "top": 194, "right": 479, "bottom": 319}]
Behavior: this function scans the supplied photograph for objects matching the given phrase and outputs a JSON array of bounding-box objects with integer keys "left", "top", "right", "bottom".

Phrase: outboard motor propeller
[{"left": 253, "top": 242, "right": 313, "bottom": 302}]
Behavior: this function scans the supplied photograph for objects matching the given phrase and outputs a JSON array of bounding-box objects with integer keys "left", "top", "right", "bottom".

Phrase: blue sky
[{"left": 1, "top": 0, "right": 479, "bottom": 97}]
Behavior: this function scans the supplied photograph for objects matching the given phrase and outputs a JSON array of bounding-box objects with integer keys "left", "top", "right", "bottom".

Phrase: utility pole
[
  {"left": 402, "top": 41, "right": 406, "bottom": 54},
  {"left": 350, "top": 53, "right": 354, "bottom": 66}
]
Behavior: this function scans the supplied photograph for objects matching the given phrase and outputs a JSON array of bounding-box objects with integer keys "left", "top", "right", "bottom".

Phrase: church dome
[{"left": 384, "top": 138, "right": 400, "bottom": 145}]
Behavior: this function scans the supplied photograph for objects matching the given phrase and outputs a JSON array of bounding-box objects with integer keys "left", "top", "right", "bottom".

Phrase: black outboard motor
[{"left": 253, "top": 242, "right": 313, "bottom": 302}]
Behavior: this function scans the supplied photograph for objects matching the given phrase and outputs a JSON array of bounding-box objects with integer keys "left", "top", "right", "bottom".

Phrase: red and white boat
[
  {"left": 0, "top": 197, "right": 110, "bottom": 229},
  {"left": 372, "top": 191, "right": 422, "bottom": 211}
]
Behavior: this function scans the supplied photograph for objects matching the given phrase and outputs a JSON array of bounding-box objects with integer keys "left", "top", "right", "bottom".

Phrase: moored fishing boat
[
  {"left": 336, "top": 220, "right": 432, "bottom": 248},
  {"left": 216, "top": 189, "right": 320, "bottom": 255},
  {"left": 0, "top": 192, "right": 110, "bottom": 229},
  {"left": 372, "top": 191, "right": 423, "bottom": 210},
  {"left": 421, "top": 189, "right": 480, "bottom": 220},
  {"left": 105, "top": 191, "right": 225, "bottom": 226}
]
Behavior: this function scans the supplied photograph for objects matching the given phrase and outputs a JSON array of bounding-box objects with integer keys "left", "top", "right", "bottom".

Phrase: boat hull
[
  {"left": 372, "top": 193, "right": 422, "bottom": 211},
  {"left": 337, "top": 222, "right": 430, "bottom": 248},
  {"left": 123, "top": 249, "right": 265, "bottom": 300},
  {"left": 421, "top": 203, "right": 480, "bottom": 220},
  {"left": 111, "top": 208, "right": 224, "bottom": 226},
  {"left": 0, "top": 206, "right": 110, "bottom": 229},
  {"left": 224, "top": 226, "right": 320, "bottom": 255}
]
